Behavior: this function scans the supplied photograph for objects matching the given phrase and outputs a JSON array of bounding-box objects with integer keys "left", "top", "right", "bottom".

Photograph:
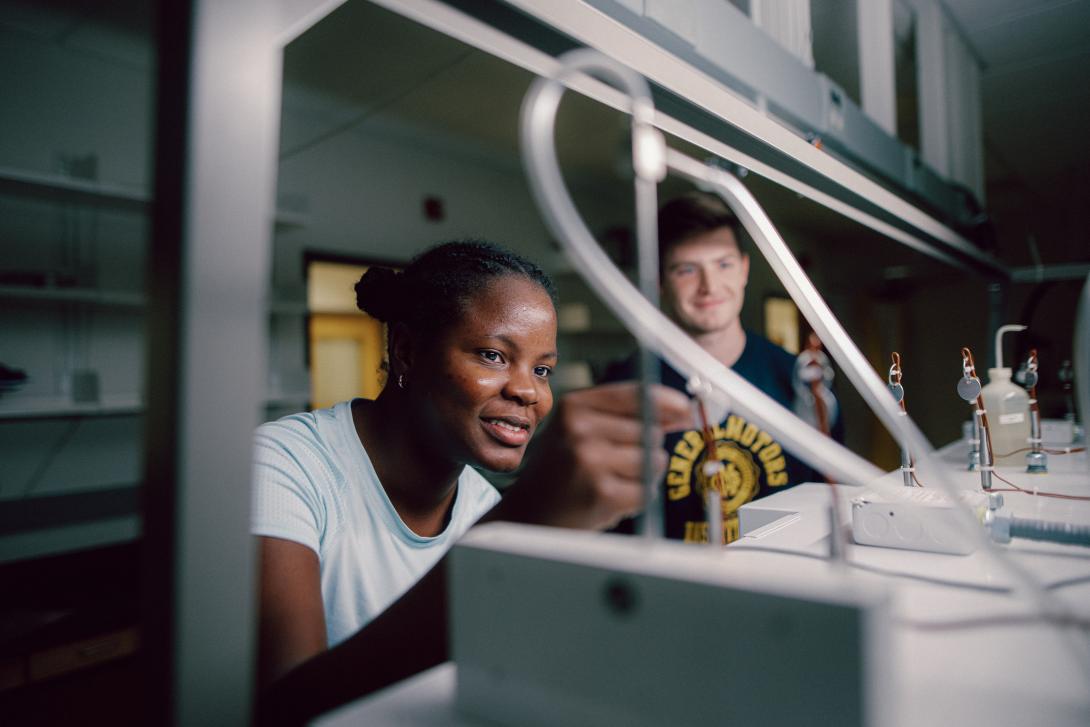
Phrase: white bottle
[{"left": 982, "top": 325, "right": 1030, "bottom": 465}]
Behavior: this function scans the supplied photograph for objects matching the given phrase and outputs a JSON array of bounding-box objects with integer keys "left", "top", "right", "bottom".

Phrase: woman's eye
[
  {"left": 479, "top": 350, "right": 503, "bottom": 364},
  {"left": 533, "top": 366, "right": 552, "bottom": 379}
]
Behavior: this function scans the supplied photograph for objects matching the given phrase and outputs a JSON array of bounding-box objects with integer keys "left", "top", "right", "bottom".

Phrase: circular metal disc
[
  {"left": 1023, "top": 370, "right": 1039, "bottom": 388},
  {"left": 957, "top": 376, "right": 982, "bottom": 402},
  {"left": 888, "top": 382, "right": 904, "bottom": 403}
]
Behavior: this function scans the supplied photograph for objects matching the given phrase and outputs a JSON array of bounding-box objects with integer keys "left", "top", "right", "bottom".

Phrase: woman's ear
[{"left": 388, "top": 322, "right": 414, "bottom": 382}]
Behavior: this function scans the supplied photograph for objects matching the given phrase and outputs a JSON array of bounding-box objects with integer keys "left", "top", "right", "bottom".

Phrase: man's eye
[
  {"left": 533, "top": 366, "right": 553, "bottom": 379},
  {"left": 480, "top": 350, "right": 503, "bottom": 363},
  {"left": 673, "top": 266, "right": 695, "bottom": 276},
  {"left": 718, "top": 260, "right": 734, "bottom": 270}
]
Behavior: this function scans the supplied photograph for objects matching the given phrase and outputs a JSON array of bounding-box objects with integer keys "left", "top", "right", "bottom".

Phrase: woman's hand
[{"left": 497, "top": 382, "right": 691, "bottom": 530}]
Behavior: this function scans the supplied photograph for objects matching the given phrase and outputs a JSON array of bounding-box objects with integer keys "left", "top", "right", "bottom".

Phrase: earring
[{"left": 397, "top": 373, "right": 406, "bottom": 390}]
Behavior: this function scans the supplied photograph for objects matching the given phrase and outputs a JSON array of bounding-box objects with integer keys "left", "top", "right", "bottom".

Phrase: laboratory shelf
[
  {"left": 0, "top": 395, "right": 145, "bottom": 420},
  {"left": 0, "top": 393, "right": 312, "bottom": 420},
  {"left": 0, "top": 285, "right": 315, "bottom": 315},
  {"left": 0, "top": 165, "right": 148, "bottom": 208},
  {"left": 0, "top": 484, "right": 142, "bottom": 564},
  {"left": 0, "top": 285, "right": 147, "bottom": 307},
  {"left": 0, "top": 165, "right": 308, "bottom": 227}
]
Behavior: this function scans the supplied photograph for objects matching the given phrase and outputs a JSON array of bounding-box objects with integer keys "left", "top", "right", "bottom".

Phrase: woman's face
[{"left": 413, "top": 275, "right": 558, "bottom": 472}]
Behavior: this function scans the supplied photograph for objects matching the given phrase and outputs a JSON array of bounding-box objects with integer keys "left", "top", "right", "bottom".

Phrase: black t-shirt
[{"left": 600, "top": 332, "right": 840, "bottom": 543}]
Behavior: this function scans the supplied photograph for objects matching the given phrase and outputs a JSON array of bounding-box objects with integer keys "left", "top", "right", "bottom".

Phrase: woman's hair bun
[{"left": 354, "top": 266, "right": 404, "bottom": 322}]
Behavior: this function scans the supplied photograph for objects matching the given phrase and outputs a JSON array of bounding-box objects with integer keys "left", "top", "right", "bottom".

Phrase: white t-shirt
[{"left": 252, "top": 399, "right": 501, "bottom": 647}]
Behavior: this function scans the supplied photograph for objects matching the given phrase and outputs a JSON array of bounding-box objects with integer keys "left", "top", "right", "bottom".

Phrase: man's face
[{"left": 661, "top": 227, "right": 749, "bottom": 336}]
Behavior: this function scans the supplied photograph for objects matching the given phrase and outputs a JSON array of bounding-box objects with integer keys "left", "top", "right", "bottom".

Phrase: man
[{"left": 601, "top": 191, "right": 840, "bottom": 543}]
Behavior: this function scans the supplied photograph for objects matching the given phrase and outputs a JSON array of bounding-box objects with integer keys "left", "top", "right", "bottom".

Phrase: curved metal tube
[
  {"left": 519, "top": 50, "right": 1075, "bottom": 638},
  {"left": 520, "top": 49, "right": 882, "bottom": 489}
]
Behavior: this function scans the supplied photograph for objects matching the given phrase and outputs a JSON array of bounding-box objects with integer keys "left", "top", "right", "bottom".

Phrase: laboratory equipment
[
  {"left": 1022, "top": 350, "right": 1047, "bottom": 473},
  {"left": 517, "top": 46, "right": 1086, "bottom": 707},
  {"left": 1058, "top": 359, "right": 1079, "bottom": 442},
  {"left": 984, "top": 493, "right": 1090, "bottom": 548},
  {"left": 450, "top": 523, "right": 893, "bottom": 727},
  {"left": 693, "top": 394, "right": 726, "bottom": 547},
  {"left": 981, "top": 324, "right": 1031, "bottom": 465},
  {"left": 957, "top": 347, "right": 993, "bottom": 490},
  {"left": 887, "top": 353, "right": 914, "bottom": 488},
  {"left": 794, "top": 332, "right": 838, "bottom": 436},
  {"left": 851, "top": 488, "right": 981, "bottom": 555}
]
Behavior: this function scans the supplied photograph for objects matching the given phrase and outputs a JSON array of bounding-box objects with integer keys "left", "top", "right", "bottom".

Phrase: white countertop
[{"left": 317, "top": 430, "right": 1090, "bottom": 726}]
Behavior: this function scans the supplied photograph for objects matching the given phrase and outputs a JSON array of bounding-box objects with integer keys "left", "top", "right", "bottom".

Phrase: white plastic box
[{"left": 450, "top": 522, "right": 895, "bottom": 727}]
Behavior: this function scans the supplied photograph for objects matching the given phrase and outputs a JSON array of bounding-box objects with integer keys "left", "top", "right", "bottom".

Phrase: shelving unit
[
  {"left": 0, "top": 165, "right": 148, "bottom": 208},
  {"left": 0, "top": 393, "right": 311, "bottom": 421},
  {"left": 0, "top": 482, "right": 142, "bottom": 563},
  {"left": 0, "top": 395, "right": 144, "bottom": 420},
  {"left": 0, "top": 165, "right": 308, "bottom": 227},
  {"left": 0, "top": 285, "right": 146, "bottom": 307},
  {"left": 0, "top": 162, "right": 312, "bottom": 426}
]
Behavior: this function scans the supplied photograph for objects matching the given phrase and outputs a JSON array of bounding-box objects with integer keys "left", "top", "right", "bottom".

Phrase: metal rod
[
  {"left": 889, "top": 353, "right": 914, "bottom": 487},
  {"left": 976, "top": 409, "right": 994, "bottom": 491},
  {"left": 969, "top": 416, "right": 981, "bottom": 471},
  {"left": 1025, "top": 350, "right": 1047, "bottom": 474},
  {"left": 635, "top": 133, "right": 662, "bottom": 539},
  {"left": 706, "top": 488, "right": 723, "bottom": 547}
]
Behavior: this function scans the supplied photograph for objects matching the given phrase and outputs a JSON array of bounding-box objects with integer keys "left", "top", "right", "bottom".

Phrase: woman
[{"left": 253, "top": 241, "right": 689, "bottom": 723}]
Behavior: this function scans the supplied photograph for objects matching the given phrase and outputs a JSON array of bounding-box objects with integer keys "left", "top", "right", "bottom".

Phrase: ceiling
[
  {"left": 280, "top": 0, "right": 1090, "bottom": 267},
  {"left": 941, "top": 0, "right": 1090, "bottom": 264},
  {"left": 4, "top": 0, "right": 1086, "bottom": 268}
]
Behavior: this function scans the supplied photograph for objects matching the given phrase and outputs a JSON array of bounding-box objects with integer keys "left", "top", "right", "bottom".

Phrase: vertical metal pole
[
  {"left": 987, "top": 281, "right": 1006, "bottom": 369},
  {"left": 899, "top": 416, "right": 914, "bottom": 487},
  {"left": 142, "top": 0, "right": 194, "bottom": 721},
  {"left": 705, "top": 489, "right": 723, "bottom": 546},
  {"left": 143, "top": 1, "right": 282, "bottom": 724},
  {"left": 977, "top": 409, "right": 994, "bottom": 491},
  {"left": 636, "top": 170, "right": 662, "bottom": 540},
  {"left": 1075, "top": 274, "right": 1090, "bottom": 449},
  {"left": 968, "top": 414, "right": 981, "bottom": 471}
]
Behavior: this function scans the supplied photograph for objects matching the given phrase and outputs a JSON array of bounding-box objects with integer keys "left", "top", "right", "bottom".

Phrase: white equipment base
[{"left": 318, "top": 433, "right": 1090, "bottom": 727}]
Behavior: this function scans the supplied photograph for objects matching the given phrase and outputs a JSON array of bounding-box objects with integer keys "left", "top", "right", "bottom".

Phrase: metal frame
[
  {"left": 520, "top": 47, "right": 1068, "bottom": 679},
  {"left": 142, "top": 1, "right": 343, "bottom": 724},
  {"left": 143, "top": 0, "right": 1033, "bottom": 723},
  {"left": 494, "top": 0, "right": 1007, "bottom": 277}
]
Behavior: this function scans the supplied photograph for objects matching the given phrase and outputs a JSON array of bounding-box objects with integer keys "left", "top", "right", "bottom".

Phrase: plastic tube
[{"left": 1010, "top": 518, "right": 1090, "bottom": 547}]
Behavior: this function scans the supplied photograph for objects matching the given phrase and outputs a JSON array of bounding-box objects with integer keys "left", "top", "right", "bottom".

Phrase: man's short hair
[{"left": 658, "top": 191, "right": 745, "bottom": 263}]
